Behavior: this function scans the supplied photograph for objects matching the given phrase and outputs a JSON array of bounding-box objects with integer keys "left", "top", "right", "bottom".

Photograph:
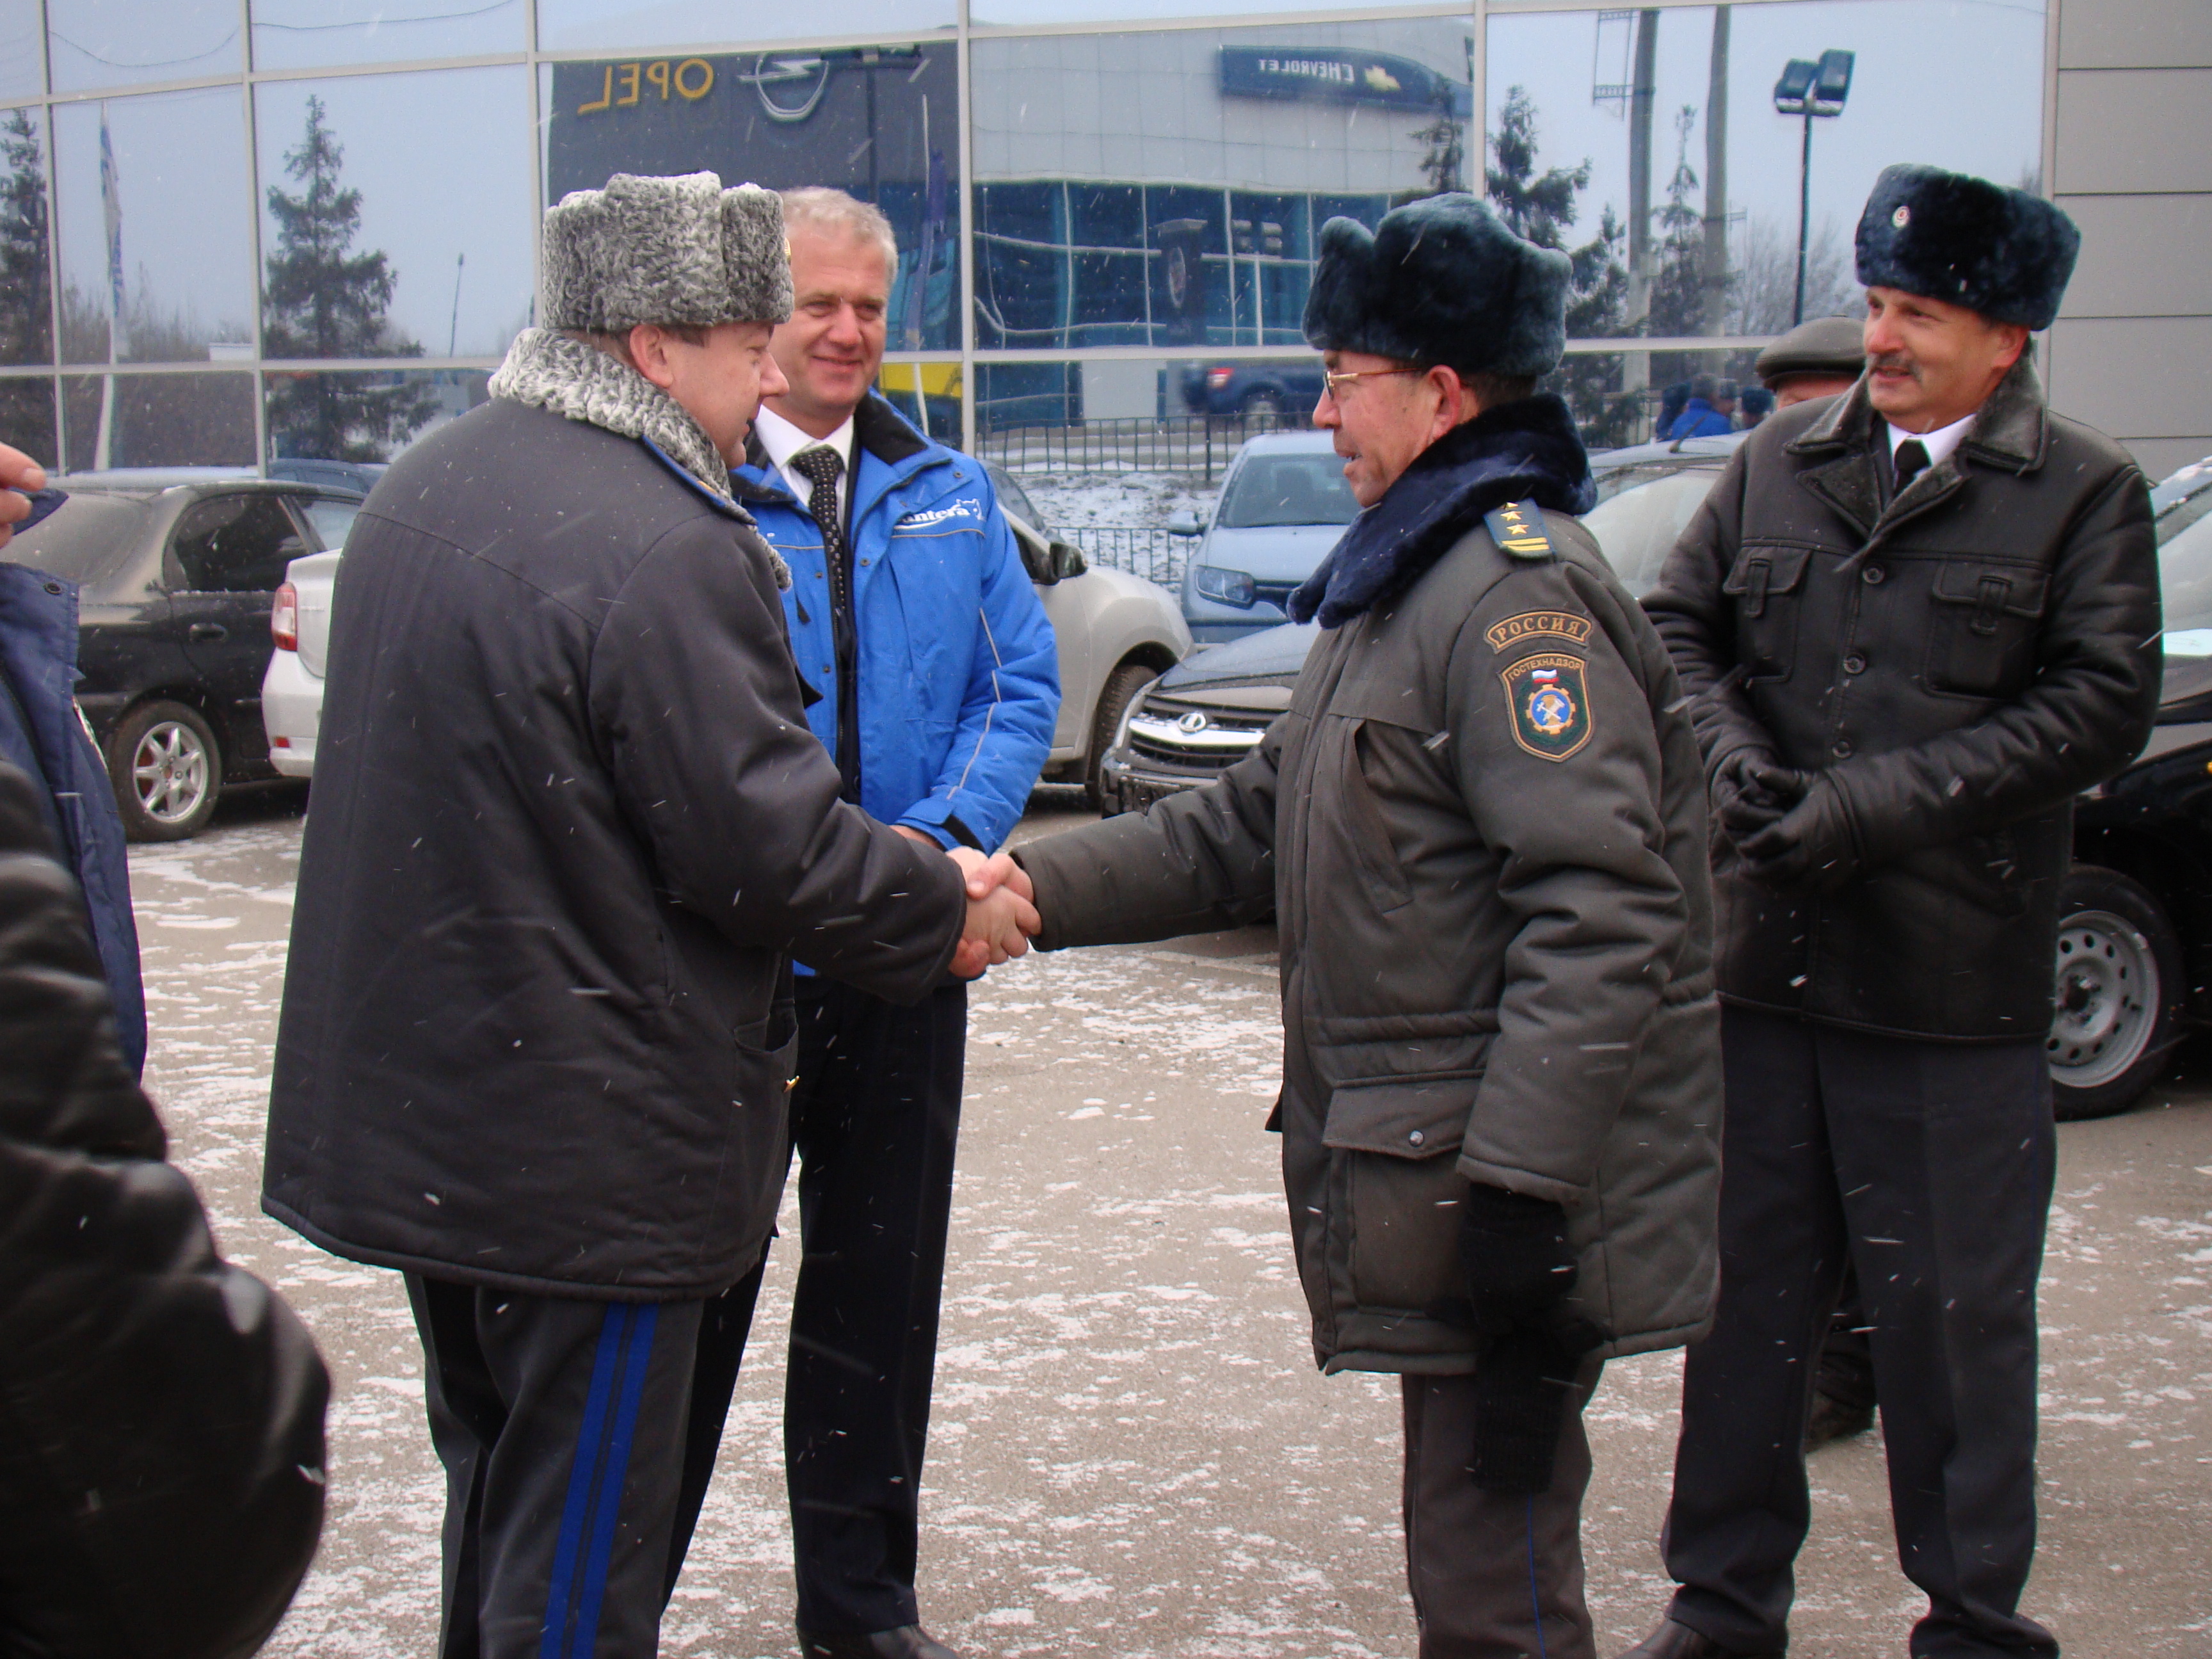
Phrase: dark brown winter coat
[{"left": 1642, "top": 358, "right": 2160, "bottom": 1041}]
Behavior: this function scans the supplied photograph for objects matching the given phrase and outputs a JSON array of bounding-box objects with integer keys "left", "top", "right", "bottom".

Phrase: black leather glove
[
  {"left": 1458, "top": 1184, "right": 1598, "bottom": 1494},
  {"left": 1710, "top": 748, "right": 1794, "bottom": 847},
  {"left": 1735, "top": 764, "right": 1861, "bottom": 892}
]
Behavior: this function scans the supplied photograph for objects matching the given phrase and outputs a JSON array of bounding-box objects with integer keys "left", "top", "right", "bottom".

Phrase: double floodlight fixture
[{"left": 1773, "top": 49, "right": 1855, "bottom": 118}]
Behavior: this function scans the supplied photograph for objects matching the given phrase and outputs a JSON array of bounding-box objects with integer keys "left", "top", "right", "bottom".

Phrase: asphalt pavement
[{"left": 131, "top": 787, "right": 2212, "bottom": 1658}]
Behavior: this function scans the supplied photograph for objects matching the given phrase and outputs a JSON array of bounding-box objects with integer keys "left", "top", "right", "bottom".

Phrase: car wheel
[
  {"left": 2047, "top": 863, "right": 2184, "bottom": 1121},
  {"left": 1241, "top": 389, "right": 1285, "bottom": 429},
  {"left": 108, "top": 700, "right": 222, "bottom": 842},
  {"left": 1086, "top": 661, "right": 1157, "bottom": 813}
]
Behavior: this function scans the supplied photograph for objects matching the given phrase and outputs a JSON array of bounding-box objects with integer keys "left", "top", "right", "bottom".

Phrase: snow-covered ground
[{"left": 1018, "top": 472, "right": 1220, "bottom": 538}]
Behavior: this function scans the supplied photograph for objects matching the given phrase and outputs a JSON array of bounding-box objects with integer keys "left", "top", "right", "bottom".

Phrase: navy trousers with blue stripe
[{"left": 406, "top": 1272, "right": 762, "bottom": 1659}]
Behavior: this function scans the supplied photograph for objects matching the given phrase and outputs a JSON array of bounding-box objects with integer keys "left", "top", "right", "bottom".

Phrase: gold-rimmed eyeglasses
[{"left": 1320, "top": 366, "right": 1425, "bottom": 399}]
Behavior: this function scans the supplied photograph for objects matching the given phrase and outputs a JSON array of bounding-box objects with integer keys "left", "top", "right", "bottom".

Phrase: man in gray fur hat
[
  {"left": 1626, "top": 165, "right": 2159, "bottom": 1659},
  {"left": 262, "top": 173, "right": 1036, "bottom": 1659},
  {"left": 962, "top": 192, "right": 1722, "bottom": 1659}
]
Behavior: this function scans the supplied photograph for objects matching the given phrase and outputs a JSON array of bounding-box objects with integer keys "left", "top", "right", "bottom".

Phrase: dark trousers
[
  {"left": 405, "top": 1271, "right": 763, "bottom": 1659},
  {"left": 1401, "top": 1358, "right": 1604, "bottom": 1659},
  {"left": 783, "top": 976, "right": 967, "bottom": 1635},
  {"left": 1663, "top": 1007, "right": 2058, "bottom": 1658}
]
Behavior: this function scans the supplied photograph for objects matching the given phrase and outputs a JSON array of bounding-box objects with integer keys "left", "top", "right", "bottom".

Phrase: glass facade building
[{"left": 0, "top": 0, "right": 2120, "bottom": 471}]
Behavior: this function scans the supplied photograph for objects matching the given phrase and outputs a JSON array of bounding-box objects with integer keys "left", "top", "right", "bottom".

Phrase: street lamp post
[{"left": 1772, "top": 48, "right": 1854, "bottom": 325}]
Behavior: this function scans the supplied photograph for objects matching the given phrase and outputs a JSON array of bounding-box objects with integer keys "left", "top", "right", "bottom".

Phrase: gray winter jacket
[{"left": 1013, "top": 510, "right": 1721, "bottom": 1372}]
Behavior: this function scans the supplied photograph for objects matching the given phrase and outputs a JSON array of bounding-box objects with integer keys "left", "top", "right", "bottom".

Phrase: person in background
[
  {"left": 1666, "top": 376, "right": 1738, "bottom": 440},
  {"left": 1625, "top": 164, "right": 2158, "bottom": 1659},
  {"left": 1, "top": 757, "right": 329, "bottom": 1659},
  {"left": 262, "top": 173, "right": 1036, "bottom": 1659},
  {"left": 1754, "top": 315, "right": 1868, "bottom": 411},
  {"left": 729, "top": 186, "right": 1057, "bottom": 1659},
  {"left": 966, "top": 193, "right": 1722, "bottom": 1659},
  {"left": 1735, "top": 387, "right": 1774, "bottom": 431},
  {"left": 0, "top": 440, "right": 144, "bottom": 1074}
]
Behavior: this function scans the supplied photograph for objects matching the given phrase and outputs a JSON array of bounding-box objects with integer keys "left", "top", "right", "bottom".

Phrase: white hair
[{"left": 779, "top": 188, "right": 899, "bottom": 278}]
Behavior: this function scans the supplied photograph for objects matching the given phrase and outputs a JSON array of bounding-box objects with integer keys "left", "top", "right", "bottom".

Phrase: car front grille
[{"left": 1123, "top": 703, "right": 1277, "bottom": 776}]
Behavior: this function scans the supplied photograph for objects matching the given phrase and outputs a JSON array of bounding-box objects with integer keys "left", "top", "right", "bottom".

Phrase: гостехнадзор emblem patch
[{"left": 1500, "top": 650, "right": 1592, "bottom": 761}]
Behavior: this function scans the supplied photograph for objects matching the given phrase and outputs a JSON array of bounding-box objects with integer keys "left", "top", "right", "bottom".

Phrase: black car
[
  {"left": 8, "top": 471, "right": 364, "bottom": 839},
  {"left": 1099, "top": 442, "right": 2212, "bottom": 1121},
  {"left": 1179, "top": 360, "right": 1327, "bottom": 422}
]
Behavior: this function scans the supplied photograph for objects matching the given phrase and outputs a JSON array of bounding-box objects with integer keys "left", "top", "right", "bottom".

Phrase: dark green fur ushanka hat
[
  {"left": 1301, "top": 193, "right": 1570, "bottom": 378},
  {"left": 1855, "top": 164, "right": 2080, "bottom": 331}
]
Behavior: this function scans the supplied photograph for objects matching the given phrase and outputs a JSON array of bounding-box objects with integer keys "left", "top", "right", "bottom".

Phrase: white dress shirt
[
  {"left": 1886, "top": 409, "right": 1976, "bottom": 470},
  {"left": 753, "top": 404, "right": 857, "bottom": 529}
]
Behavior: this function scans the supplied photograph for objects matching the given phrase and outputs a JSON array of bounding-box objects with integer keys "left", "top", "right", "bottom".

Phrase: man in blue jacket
[
  {"left": 1665, "top": 376, "right": 1738, "bottom": 440},
  {"left": 0, "top": 442, "right": 145, "bottom": 1074},
  {"left": 731, "top": 188, "right": 1058, "bottom": 1659}
]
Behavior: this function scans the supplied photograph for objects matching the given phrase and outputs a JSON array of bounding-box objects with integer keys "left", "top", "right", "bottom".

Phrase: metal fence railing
[
  {"left": 1064, "top": 526, "right": 1189, "bottom": 588},
  {"left": 977, "top": 412, "right": 1307, "bottom": 483}
]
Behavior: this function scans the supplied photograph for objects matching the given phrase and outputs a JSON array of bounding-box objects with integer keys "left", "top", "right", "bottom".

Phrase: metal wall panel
[
  {"left": 2054, "top": 68, "right": 2212, "bottom": 195},
  {"left": 2047, "top": 316, "right": 2212, "bottom": 442},
  {"left": 2057, "top": 0, "right": 2212, "bottom": 70},
  {"left": 2056, "top": 194, "right": 2212, "bottom": 319}
]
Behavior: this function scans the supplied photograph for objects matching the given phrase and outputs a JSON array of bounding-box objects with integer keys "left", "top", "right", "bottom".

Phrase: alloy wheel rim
[
  {"left": 131, "top": 721, "right": 212, "bottom": 824},
  {"left": 2047, "top": 907, "right": 2157, "bottom": 1089}
]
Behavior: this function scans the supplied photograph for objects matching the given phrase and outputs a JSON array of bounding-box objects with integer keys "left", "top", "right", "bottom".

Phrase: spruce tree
[
  {"left": 262, "top": 96, "right": 435, "bottom": 460},
  {"left": 1485, "top": 88, "right": 1639, "bottom": 447},
  {"left": 0, "top": 108, "right": 51, "bottom": 367}
]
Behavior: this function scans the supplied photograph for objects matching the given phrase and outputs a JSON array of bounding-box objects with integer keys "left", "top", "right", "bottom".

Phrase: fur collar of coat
[
  {"left": 489, "top": 327, "right": 736, "bottom": 504},
  {"left": 1288, "top": 394, "right": 1596, "bottom": 629}
]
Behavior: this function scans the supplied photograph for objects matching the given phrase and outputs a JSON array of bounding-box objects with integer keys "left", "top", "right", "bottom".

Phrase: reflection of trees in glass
[
  {"left": 1647, "top": 106, "right": 1709, "bottom": 339},
  {"left": 262, "top": 95, "right": 435, "bottom": 460},
  {"left": 0, "top": 109, "right": 51, "bottom": 367},
  {"left": 1412, "top": 82, "right": 1466, "bottom": 197},
  {"left": 62, "top": 374, "right": 256, "bottom": 470},
  {"left": 1487, "top": 87, "right": 1640, "bottom": 448},
  {"left": 1729, "top": 216, "right": 1855, "bottom": 335}
]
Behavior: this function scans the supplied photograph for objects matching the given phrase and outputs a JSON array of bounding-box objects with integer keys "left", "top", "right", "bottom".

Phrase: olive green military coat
[{"left": 1013, "top": 512, "right": 1722, "bottom": 1372}]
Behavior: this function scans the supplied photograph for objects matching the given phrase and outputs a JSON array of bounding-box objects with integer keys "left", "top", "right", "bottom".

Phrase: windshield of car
[
  {"left": 3, "top": 492, "right": 151, "bottom": 585},
  {"left": 2156, "top": 491, "right": 2212, "bottom": 658},
  {"left": 301, "top": 497, "right": 360, "bottom": 552},
  {"left": 982, "top": 463, "right": 1046, "bottom": 534},
  {"left": 1581, "top": 466, "right": 1722, "bottom": 598},
  {"left": 1216, "top": 453, "right": 1360, "bottom": 528}
]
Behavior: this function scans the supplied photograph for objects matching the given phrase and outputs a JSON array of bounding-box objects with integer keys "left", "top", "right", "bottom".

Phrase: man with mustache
[{"left": 1625, "top": 165, "right": 2161, "bottom": 1659}]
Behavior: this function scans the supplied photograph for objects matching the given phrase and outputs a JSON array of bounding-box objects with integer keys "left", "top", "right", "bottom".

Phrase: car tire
[
  {"left": 2047, "top": 863, "right": 2185, "bottom": 1121},
  {"left": 1086, "top": 661, "right": 1157, "bottom": 813},
  {"left": 1240, "top": 389, "right": 1285, "bottom": 429},
  {"left": 108, "top": 700, "right": 222, "bottom": 842}
]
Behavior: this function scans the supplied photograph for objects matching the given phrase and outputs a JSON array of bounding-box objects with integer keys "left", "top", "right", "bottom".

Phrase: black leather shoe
[
  {"left": 798, "top": 1626, "right": 959, "bottom": 1659},
  {"left": 1615, "top": 1617, "right": 1784, "bottom": 1659},
  {"left": 1804, "top": 1388, "right": 1876, "bottom": 1450}
]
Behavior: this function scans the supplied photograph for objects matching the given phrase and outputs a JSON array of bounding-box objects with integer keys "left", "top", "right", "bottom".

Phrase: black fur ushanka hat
[
  {"left": 1854, "top": 164, "right": 2080, "bottom": 331},
  {"left": 1302, "top": 193, "right": 1569, "bottom": 378}
]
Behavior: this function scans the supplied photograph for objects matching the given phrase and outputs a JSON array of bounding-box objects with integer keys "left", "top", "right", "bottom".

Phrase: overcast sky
[{"left": 1484, "top": 0, "right": 2048, "bottom": 294}]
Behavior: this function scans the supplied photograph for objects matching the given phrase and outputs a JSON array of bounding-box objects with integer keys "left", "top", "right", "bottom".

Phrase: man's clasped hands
[{"left": 944, "top": 848, "right": 1039, "bottom": 980}]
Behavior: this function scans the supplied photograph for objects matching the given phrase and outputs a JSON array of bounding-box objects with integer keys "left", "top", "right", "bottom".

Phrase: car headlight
[{"left": 1194, "top": 565, "right": 1257, "bottom": 608}]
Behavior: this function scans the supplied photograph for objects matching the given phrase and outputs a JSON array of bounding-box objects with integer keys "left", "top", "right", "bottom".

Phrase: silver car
[{"left": 1169, "top": 429, "right": 1361, "bottom": 645}]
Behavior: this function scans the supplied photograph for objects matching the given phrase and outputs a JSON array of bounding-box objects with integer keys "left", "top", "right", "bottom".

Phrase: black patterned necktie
[
  {"left": 790, "top": 445, "right": 847, "bottom": 562},
  {"left": 1893, "top": 438, "right": 1931, "bottom": 496}
]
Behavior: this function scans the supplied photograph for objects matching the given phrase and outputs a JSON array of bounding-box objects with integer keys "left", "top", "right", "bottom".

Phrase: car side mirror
[
  {"left": 1167, "top": 509, "right": 1205, "bottom": 538},
  {"left": 1049, "top": 538, "right": 1087, "bottom": 581}
]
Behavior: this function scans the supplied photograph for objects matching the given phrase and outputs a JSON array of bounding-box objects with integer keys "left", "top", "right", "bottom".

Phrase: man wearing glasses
[{"left": 964, "top": 193, "right": 1722, "bottom": 1658}]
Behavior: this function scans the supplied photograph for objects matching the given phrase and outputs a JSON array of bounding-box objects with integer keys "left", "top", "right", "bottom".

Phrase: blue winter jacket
[
  {"left": 0, "top": 555, "right": 146, "bottom": 1073},
  {"left": 731, "top": 395, "right": 1057, "bottom": 868},
  {"left": 1666, "top": 398, "right": 1734, "bottom": 440}
]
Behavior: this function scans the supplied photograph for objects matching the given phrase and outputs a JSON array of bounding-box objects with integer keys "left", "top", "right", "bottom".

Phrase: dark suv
[
  {"left": 1178, "top": 360, "right": 1326, "bottom": 422},
  {"left": 8, "top": 472, "right": 363, "bottom": 838}
]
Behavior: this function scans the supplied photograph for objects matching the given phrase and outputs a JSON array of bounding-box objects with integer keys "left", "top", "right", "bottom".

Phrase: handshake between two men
[{"left": 945, "top": 846, "right": 1042, "bottom": 980}]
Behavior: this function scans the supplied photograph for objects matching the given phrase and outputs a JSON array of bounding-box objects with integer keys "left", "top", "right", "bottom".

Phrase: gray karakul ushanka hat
[
  {"left": 1302, "top": 192, "right": 1569, "bottom": 378},
  {"left": 541, "top": 171, "right": 793, "bottom": 332},
  {"left": 1855, "top": 164, "right": 2080, "bottom": 331}
]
